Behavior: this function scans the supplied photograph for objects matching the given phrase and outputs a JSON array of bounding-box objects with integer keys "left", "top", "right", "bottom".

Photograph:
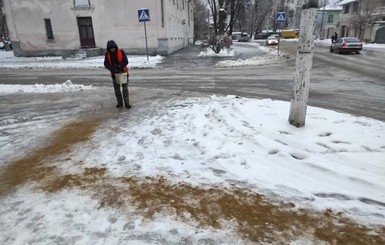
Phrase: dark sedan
[{"left": 330, "top": 37, "right": 363, "bottom": 54}]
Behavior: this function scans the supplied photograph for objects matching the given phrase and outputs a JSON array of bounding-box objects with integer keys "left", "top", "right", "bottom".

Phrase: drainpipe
[{"left": 319, "top": 0, "right": 326, "bottom": 39}]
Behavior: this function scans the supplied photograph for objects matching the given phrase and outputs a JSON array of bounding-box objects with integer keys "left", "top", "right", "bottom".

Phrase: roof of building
[
  {"left": 339, "top": 0, "right": 358, "bottom": 5},
  {"left": 318, "top": 0, "right": 344, "bottom": 11}
]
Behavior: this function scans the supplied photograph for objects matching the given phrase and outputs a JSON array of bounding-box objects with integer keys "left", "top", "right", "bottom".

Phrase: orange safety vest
[{"left": 107, "top": 48, "right": 129, "bottom": 73}]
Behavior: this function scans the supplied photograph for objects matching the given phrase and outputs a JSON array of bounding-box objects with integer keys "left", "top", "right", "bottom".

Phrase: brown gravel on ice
[
  {"left": 1, "top": 119, "right": 384, "bottom": 244},
  {"left": 0, "top": 119, "right": 102, "bottom": 196},
  {"left": 43, "top": 170, "right": 385, "bottom": 244}
]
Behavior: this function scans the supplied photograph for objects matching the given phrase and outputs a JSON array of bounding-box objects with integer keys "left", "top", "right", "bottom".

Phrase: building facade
[
  {"left": 340, "top": 0, "right": 385, "bottom": 43},
  {"left": 3, "top": 0, "right": 194, "bottom": 56},
  {"left": 317, "top": 0, "right": 343, "bottom": 39}
]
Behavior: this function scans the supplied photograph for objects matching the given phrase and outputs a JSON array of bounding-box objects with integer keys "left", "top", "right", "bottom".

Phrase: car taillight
[{"left": 342, "top": 42, "right": 347, "bottom": 47}]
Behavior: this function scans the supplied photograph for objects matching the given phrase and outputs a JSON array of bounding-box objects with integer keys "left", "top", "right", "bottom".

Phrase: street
[{"left": 1, "top": 42, "right": 384, "bottom": 121}]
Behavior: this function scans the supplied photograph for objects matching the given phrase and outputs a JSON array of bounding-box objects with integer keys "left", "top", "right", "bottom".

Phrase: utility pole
[{"left": 288, "top": 0, "right": 319, "bottom": 128}]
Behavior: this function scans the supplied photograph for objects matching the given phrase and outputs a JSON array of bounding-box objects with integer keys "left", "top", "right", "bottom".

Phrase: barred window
[{"left": 44, "top": 19, "right": 54, "bottom": 40}]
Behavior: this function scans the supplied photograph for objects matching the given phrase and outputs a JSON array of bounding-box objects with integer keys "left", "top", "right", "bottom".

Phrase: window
[
  {"left": 161, "top": 0, "right": 165, "bottom": 27},
  {"left": 44, "top": 19, "right": 54, "bottom": 40},
  {"left": 74, "top": 0, "right": 90, "bottom": 8},
  {"left": 352, "top": 2, "right": 359, "bottom": 13},
  {"left": 344, "top": 4, "right": 350, "bottom": 14},
  {"left": 327, "top": 14, "right": 333, "bottom": 23}
]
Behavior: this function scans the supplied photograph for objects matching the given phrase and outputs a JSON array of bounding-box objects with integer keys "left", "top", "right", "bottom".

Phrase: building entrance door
[
  {"left": 375, "top": 27, "right": 385, "bottom": 44},
  {"left": 77, "top": 17, "right": 96, "bottom": 48}
]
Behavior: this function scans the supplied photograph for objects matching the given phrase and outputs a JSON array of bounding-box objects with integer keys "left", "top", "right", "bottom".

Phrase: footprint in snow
[
  {"left": 209, "top": 168, "right": 227, "bottom": 176},
  {"left": 334, "top": 120, "right": 346, "bottom": 124},
  {"left": 318, "top": 132, "right": 332, "bottom": 137},
  {"left": 354, "top": 121, "right": 371, "bottom": 126},
  {"left": 361, "top": 145, "right": 380, "bottom": 152},
  {"left": 311, "top": 116, "right": 327, "bottom": 120},
  {"left": 268, "top": 149, "right": 279, "bottom": 155},
  {"left": 331, "top": 140, "right": 350, "bottom": 144},
  {"left": 275, "top": 139, "right": 288, "bottom": 146},
  {"left": 359, "top": 198, "right": 385, "bottom": 207},
  {"left": 314, "top": 193, "right": 353, "bottom": 200},
  {"left": 240, "top": 161, "right": 251, "bottom": 169},
  {"left": 278, "top": 130, "right": 292, "bottom": 135},
  {"left": 290, "top": 152, "right": 307, "bottom": 160}
]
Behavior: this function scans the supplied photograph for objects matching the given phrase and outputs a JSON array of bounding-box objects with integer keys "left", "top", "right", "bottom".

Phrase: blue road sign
[
  {"left": 276, "top": 12, "right": 286, "bottom": 23},
  {"left": 138, "top": 8, "right": 150, "bottom": 22}
]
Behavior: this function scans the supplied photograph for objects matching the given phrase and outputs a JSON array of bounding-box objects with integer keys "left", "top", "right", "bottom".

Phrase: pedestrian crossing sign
[
  {"left": 138, "top": 8, "right": 150, "bottom": 22},
  {"left": 276, "top": 12, "right": 286, "bottom": 23}
]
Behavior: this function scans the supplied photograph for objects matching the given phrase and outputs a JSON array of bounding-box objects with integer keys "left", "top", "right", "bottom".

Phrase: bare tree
[
  {"left": 254, "top": 0, "right": 275, "bottom": 35},
  {"left": 193, "top": 0, "right": 209, "bottom": 40},
  {"left": 226, "top": 0, "right": 245, "bottom": 35},
  {"left": 0, "top": 0, "right": 8, "bottom": 38},
  {"left": 207, "top": 0, "right": 242, "bottom": 53},
  {"left": 352, "top": 1, "right": 377, "bottom": 40}
]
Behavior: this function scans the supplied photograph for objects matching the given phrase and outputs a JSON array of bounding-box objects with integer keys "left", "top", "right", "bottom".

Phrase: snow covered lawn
[
  {"left": 1, "top": 90, "right": 385, "bottom": 244},
  {"left": 0, "top": 51, "right": 163, "bottom": 69}
]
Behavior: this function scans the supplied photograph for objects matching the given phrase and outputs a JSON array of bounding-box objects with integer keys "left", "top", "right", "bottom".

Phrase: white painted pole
[
  {"left": 144, "top": 21, "right": 149, "bottom": 62},
  {"left": 288, "top": 0, "right": 319, "bottom": 128}
]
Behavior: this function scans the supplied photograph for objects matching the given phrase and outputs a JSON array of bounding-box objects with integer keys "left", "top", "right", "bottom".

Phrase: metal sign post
[
  {"left": 276, "top": 12, "right": 286, "bottom": 54},
  {"left": 138, "top": 8, "right": 150, "bottom": 61}
]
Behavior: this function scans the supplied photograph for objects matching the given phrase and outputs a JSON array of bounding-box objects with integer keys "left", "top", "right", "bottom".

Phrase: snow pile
[
  {"left": 0, "top": 50, "right": 16, "bottom": 59},
  {"left": 0, "top": 53, "right": 163, "bottom": 69},
  {"left": 0, "top": 80, "right": 92, "bottom": 94},
  {"left": 216, "top": 46, "right": 288, "bottom": 67},
  {"left": 364, "top": 43, "right": 385, "bottom": 49},
  {"left": 198, "top": 48, "right": 235, "bottom": 57},
  {"left": 80, "top": 96, "right": 385, "bottom": 224}
]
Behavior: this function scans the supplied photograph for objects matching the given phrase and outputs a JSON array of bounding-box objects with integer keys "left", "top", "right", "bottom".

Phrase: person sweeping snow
[{"left": 104, "top": 40, "right": 131, "bottom": 108}]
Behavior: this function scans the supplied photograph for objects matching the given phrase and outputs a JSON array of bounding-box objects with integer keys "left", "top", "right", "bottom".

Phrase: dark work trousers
[{"left": 112, "top": 78, "right": 129, "bottom": 105}]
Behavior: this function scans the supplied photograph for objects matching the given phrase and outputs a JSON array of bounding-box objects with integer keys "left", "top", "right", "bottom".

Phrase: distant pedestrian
[
  {"left": 104, "top": 40, "right": 131, "bottom": 109},
  {"left": 334, "top": 32, "right": 338, "bottom": 42}
]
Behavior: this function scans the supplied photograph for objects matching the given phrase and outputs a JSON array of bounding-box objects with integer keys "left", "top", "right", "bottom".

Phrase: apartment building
[
  {"left": 3, "top": 0, "right": 195, "bottom": 56},
  {"left": 340, "top": 0, "right": 385, "bottom": 43}
]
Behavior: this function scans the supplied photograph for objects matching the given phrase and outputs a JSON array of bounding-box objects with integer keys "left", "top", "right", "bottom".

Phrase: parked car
[
  {"left": 330, "top": 37, "right": 363, "bottom": 54},
  {"left": 266, "top": 36, "right": 279, "bottom": 46},
  {"left": 255, "top": 33, "right": 269, "bottom": 39},
  {"left": 239, "top": 33, "right": 250, "bottom": 42},
  {"left": 232, "top": 32, "right": 242, "bottom": 41}
]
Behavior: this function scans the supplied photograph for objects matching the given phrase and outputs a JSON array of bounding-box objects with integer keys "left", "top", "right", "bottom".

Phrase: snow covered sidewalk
[
  {"left": 0, "top": 51, "right": 163, "bottom": 69},
  {"left": 1, "top": 89, "right": 384, "bottom": 244}
]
